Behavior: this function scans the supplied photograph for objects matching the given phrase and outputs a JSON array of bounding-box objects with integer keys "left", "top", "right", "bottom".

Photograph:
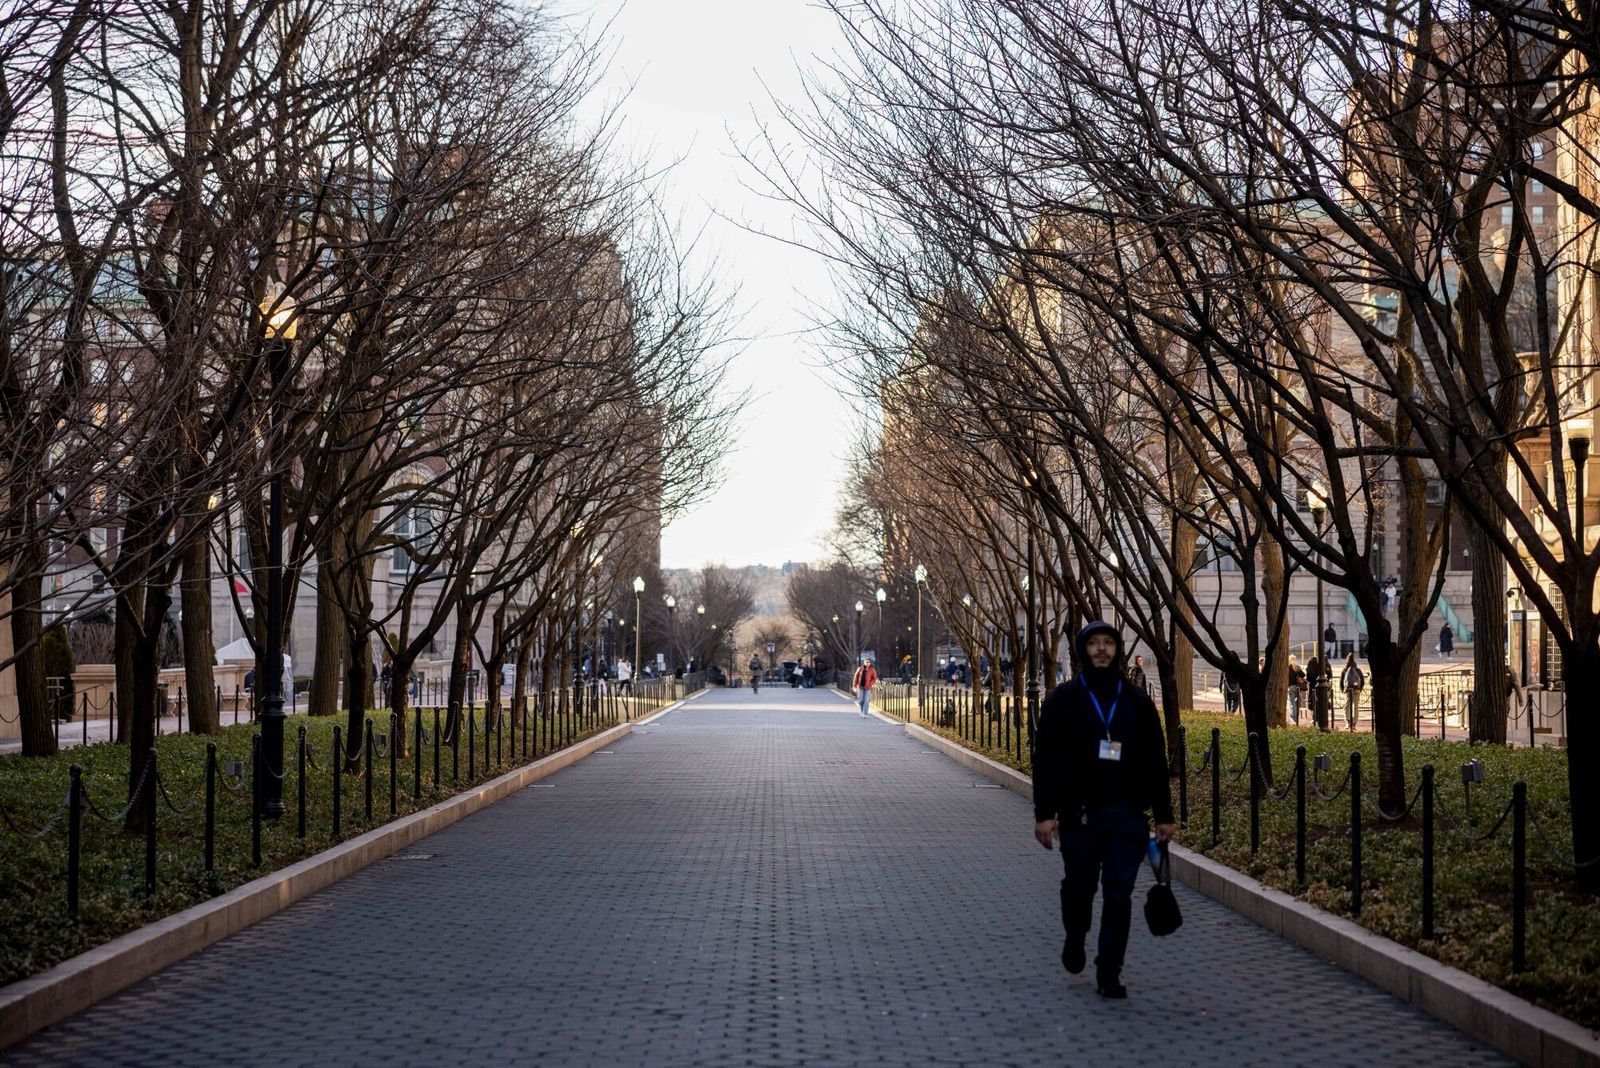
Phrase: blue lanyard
[{"left": 1082, "top": 677, "right": 1122, "bottom": 737}]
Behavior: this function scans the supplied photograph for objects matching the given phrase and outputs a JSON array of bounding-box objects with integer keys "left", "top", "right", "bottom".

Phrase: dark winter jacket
[{"left": 1031, "top": 622, "right": 1174, "bottom": 826}]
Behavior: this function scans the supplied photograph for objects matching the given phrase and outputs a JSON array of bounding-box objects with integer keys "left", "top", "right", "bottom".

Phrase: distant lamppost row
[
  {"left": 831, "top": 614, "right": 840, "bottom": 672},
  {"left": 633, "top": 576, "right": 644, "bottom": 677},
  {"left": 696, "top": 603, "right": 706, "bottom": 670},
  {"left": 257, "top": 288, "right": 296, "bottom": 820},
  {"left": 854, "top": 600, "right": 864, "bottom": 664}
]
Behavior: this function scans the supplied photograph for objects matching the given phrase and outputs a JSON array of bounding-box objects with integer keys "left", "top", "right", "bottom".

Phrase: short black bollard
[
  {"left": 414, "top": 709, "right": 423, "bottom": 799},
  {"left": 1177, "top": 725, "right": 1188, "bottom": 828},
  {"left": 1421, "top": 764, "right": 1434, "bottom": 940},
  {"left": 1248, "top": 732, "right": 1260, "bottom": 854},
  {"left": 251, "top": 735, "right": 262, "bottom": 868},
  {"left": 509, "top": 699, "right": 516, "bottom": 760},
  {"left": 1210, "top": 727, "right": 1221, "bottom": 847},
  {"left": 1350, "top": 751, "right": 1362, "bottom": 915},
  {"left": 297, "top": 726, "right": 307, "bottom": 840},
  {"left": 67, "top": 764, "right": 82, "bottom": 919},
  {"left": 364, "top": 717, "right": 374, "bottom": 822},
  {"left": 205, "top": 743, "right": 217, "bottom": 871},
  {"left": 453, "top": 707, "right": 461, "bottom": 783},
  {"left": 1295, "top": 746, "right": 1306, "bottom": 885},
  {"left": 469, "top": 705, "right": 476, "bottom": 780},
  {"left": 332, "top": 725, "right": 343, "bottom": 837},
  {"left": 389, "top": 712, "right": 398, "bottom": 816},
  {"left": 433, "top": 708, "right": 441, "bottom": 790},
  {"left": 496, "top": 709, "right": 502, "bottom": 767},
  {"left": 1512, "top": 780, "right": 1527, "bottom": 973},
  {"left": 145, "top": 748, "right": 158, "bottom": 894}
]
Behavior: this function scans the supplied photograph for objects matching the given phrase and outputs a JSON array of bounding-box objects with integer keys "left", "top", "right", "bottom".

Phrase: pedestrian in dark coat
[{"left": 1032, "top": 620, "right": 1175, "bottom": 999}]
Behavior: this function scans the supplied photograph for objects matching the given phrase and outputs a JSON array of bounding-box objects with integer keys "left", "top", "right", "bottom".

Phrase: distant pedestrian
[
  {"left": 1222, "top": 674, "right": 1241, "bottom": 715},
  {"left": 1126, "top": 655, "right": 1150, "bottom": 694},
  {"left": 1323, "top": 623, "right": 1337, "bottom": 663},
  {"left": 1439, "top": 623, "right": 1454, "bottom": 658},
  {"left": 1339, "top": 653, "right": 1363, "bottom": 730},
  {"left": 1306, "top": 654, "right": 1329, "bottom": 731},
  {"left": 852, "top": 657, "right": 878, "bottom": 717},
  {"left": 617, "top": 657, "right": 633, "bottom": 695},
  {"left": 1287, "top": 655, "right": 1305, "bottom": 725},
  {"left": 1032, "top": 621, "right": 1175, "bottom": 999}
]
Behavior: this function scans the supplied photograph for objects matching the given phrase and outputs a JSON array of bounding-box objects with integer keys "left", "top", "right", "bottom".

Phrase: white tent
[{"left": 215, "top": 636, "right": 254, "bottom": 663}]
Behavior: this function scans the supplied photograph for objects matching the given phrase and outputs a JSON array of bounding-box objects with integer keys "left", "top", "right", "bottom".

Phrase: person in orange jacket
[{"left": 851, "top": 657, "right": 878, "bottom": 718}]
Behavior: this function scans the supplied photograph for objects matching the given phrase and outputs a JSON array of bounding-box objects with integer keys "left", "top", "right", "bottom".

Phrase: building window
[
  {"left": 1500, "top": 205, "right": 1514, "bottom": 227},
  {"left": 1531, "top": 179, "right": 1544, "bottom": 194},
  {"left": 1533, "top": 205, "right": 1545, "bottom": 225},
  {"left": 391, "top": 507, "right": 434, "bottom": 575}
]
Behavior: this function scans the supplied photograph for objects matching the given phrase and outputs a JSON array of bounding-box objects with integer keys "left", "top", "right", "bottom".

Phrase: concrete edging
[
  {"left": 0, "top": 711, "right": 657, "bottom": 1050},
  {"left": 899, "top": 720, "right": 1600, "bottom": 1068}
]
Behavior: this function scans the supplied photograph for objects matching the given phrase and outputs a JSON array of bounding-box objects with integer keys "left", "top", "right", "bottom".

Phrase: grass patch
[
  {"left": 897, "top": 704, "right": 1597, "bottom": 1030},
  {"left": 0, "top": 696, "right": 661, "bottom": 988}
]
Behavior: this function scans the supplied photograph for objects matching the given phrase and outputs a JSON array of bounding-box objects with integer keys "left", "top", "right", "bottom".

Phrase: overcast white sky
[{"left": 574, "top": 1, "right": 858, "bottom": 569}]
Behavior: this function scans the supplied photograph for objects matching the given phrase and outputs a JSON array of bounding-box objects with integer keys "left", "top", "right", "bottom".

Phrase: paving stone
[{"left": 7, "top": 688, "right": 1508, "bottom": 1066}]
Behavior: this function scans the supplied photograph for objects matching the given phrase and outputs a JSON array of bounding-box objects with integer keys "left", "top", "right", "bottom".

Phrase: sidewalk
[{"left": 5, "top": 686, "right": 1508, "bottom": 1066}]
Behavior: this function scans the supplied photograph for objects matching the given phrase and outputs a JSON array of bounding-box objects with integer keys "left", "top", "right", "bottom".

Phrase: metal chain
[
  {"left": 82, "top": 757, "right": 156, "bottom": 824},
  {"left": 1440, "top": 794, "right": 1517, "bottom": 844},
  {"left": 1374, "top": 777, "right": 1426, "bottom": 823},
  {"left": 0, "top": 790, "right": 71, "bottom": 839},
  {"left": 1309, "top": 764, "right": 1352, "bottom": 801},
  {"left": 156, "top": 768, "right": 203, "bottom": 816},
  {"left": 1526, "top": 804, "right": 1600, "bottom": 871}
]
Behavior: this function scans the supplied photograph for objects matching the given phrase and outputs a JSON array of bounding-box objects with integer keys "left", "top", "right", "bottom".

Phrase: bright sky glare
[{"left": 577, "top": 1, "right": 857, "bottom": 569}]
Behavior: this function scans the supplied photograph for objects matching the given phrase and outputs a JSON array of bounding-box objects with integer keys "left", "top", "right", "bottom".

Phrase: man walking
[
  {"left": 1126, "top": 654, "right": 1150, "bottom": 694},
  {"left": 851, "top": 657, "right": 878, "bottom": 717},
  {"left": 1033, "top": 621, "right": 1174, "bottom": 998}
]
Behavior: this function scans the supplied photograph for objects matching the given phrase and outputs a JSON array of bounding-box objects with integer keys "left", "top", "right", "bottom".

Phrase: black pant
[{"left": 1059, "top": 802, "right": 1148, "bottom": 975}]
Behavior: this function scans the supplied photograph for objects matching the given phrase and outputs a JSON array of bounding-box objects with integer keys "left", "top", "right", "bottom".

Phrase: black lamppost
[
  {"left": 696, "top": 603, "right": 705, "bottom": 671},
  {"left": 665, "top": 595, "right": 677, "bottom": 672},
  {"left": 257, "top": 289, "right": 296, "bottom": 819},
  {"left": 831, "top": 614, "right": 839, "bottom": 673},
  {"left": 633, "top": 576, "right": 644, "bottom": 676},
  {"left": 854, "top": 600, "right": 864, "bottom": 664},
  {"left": 1025, "top": 525, "right": 1039, "bottom": 743},
  {"left": 914, "top": 564, "right": 927, "bottom": 680},
  {"left": 1308, "top": 482, "right": 1329, "bottom": 732},
  {"left": 875, "top": 586, "right": 886, "bottom": 652}
]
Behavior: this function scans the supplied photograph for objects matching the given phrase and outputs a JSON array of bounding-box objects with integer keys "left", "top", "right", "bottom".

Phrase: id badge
[{"left": 1099, "top": 739, "right": 1123, "bottom": 762}]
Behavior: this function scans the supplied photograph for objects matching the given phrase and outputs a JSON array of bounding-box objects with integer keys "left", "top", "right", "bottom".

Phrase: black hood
[{"left": 1074, "top": 620, "right": 1124, "bottom": 664}]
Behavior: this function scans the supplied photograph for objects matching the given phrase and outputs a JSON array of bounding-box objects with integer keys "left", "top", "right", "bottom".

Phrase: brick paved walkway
[{"left": 8, "top": 687, "right": 1508, "bottom": 1067}]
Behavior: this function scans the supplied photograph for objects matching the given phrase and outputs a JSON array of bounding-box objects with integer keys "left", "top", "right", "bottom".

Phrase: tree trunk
[
  {"left": 1238, "top": 677, "right": 1274, "bottom": 787},
  {"left": 114, "top": 581, "right": 144, "bottom": 745},
  {"left": 387, "top": 650, "right": 412, "bottom": 759},
  {"left": 1562, "top": 638, "right": 1600, "bottom": 892},
  {"left": 1156, "top": 654, "right": 1183, "bottom": 772},
  {"left": 125, "top": 584, "right": 171, "bottom": 831},
  {"left": 1469, "top": 515, "right": 1507, "bottom": 743},
  {"left": 341, "top": 619, "right": 372, "bottom": 772},
  {"left": 309, "top": 544, "right": 342, "bottom": 716},
  {"left": 11, "top": 549, "right": 57, "bottom": 756},
  {"left": 1261, "top": 534, "right": 1289, "bottom": 730},
  {"left": 180, "top": 536, "right": 218, "bottom": 733},
  {"left": 1364, "top": 636, "right": 1409, "bottom": 814}
]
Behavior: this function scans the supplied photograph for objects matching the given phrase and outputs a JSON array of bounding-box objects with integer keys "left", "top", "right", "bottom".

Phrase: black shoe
[
  {"left": 1095, "top": 971, "right": 1127, "bottom": 999},
  {"left": 1061, "top": 936, "right": 1086, "bottom": 975}
]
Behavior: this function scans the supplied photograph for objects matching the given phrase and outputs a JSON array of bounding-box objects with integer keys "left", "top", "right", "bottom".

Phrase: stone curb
[
  {"left": 0, "top": 709, "right": 666, "bottom": 1051},
  {"left": 899, "top": 721, "right": 1600, "bottom": 1068}
]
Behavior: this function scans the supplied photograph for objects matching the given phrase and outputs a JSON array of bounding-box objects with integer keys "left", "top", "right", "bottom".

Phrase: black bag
[{"left": 1144, "top": 842, "right": 1182, "bottom": 936}]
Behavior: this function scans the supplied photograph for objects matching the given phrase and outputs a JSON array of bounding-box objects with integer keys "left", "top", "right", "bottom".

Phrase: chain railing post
[
  {"left": 1248, "top": 732, "right": 1260, "bottom": 854},
  {"left": 332, "top": 725, "right": 342, "bottom": 837},
  {"left": 250, "top": 735, "right": 262, "bottom": 868},
  {"left": 1295, "top": 745, "right": 1306, "bottom": 885},
  {"left": 1512, "top": 780, "right": 1527, "bottom": 973},
  {"left": 145, "top": 749, "right": 158, "bottom": 893},
  {"left": 1177, "top": 725, "right": 1188, "bottom": 829},
  {"left": 1421, "top": 764, "right": 1434, "bottom": 940},
  {"left": 364, "top": 716, "right": 375, "bottom": 823},
  {"left": 1350, "top": 751, "right": 1362, "bottom": 915},
  {"left": 68, "top": 764, "right": 82, "bottom": 919},
  {"left": 296, "top": 726, "right": 306, "bottom": 840},
  {"left": 1210, "top": 726, "right": 1221, "bottom": 847},
  {"left": 206, "top": 742, "right": 218, "bottom": 869}
]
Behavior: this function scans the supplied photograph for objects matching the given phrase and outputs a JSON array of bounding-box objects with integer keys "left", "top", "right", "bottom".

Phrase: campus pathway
[{"left": 7, "top": 687, "right": 1508, "bottom": 1067}]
